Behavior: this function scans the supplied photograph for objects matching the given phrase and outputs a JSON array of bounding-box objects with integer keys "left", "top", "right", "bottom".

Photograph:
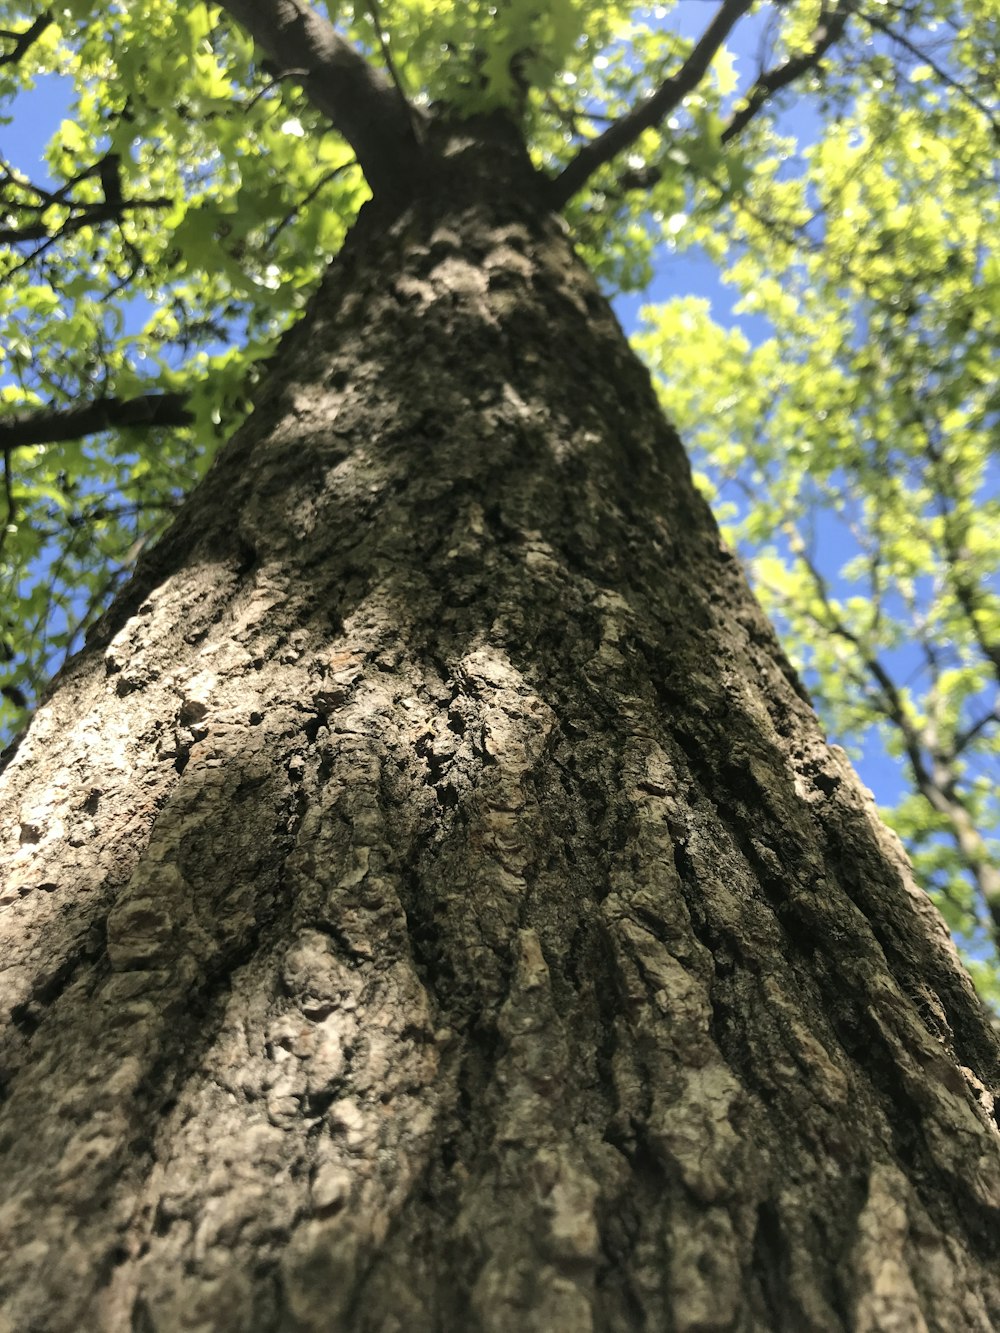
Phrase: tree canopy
[
  {"left": 637, "top": 9, "right": 1000, "bottom": 998},
  {"left": 1, "top": 0, "right": 998, "bottom": 991}
]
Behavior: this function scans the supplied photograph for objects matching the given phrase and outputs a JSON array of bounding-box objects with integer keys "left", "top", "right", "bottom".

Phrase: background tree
[
  {"left": 638, "top": 17, "right": 1000, "bottom": 1000},
  {"left": 2, "top": 2, "right": 1000, "bottom": 1328}
]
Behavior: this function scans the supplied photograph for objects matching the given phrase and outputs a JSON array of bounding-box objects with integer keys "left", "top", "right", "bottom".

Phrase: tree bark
[{"left": 2, "top": 134, "right": 999, "bottom": 1332}]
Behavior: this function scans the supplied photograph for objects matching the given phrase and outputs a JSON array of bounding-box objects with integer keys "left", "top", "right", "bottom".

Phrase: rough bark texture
[{"left": 2, "top": 130, "right": 999, "bottom": 1332}]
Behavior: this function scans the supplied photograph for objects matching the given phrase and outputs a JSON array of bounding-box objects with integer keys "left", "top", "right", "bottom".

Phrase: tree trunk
[{"left": 2, "top": 137, "right": 999, "bottom": 1333}]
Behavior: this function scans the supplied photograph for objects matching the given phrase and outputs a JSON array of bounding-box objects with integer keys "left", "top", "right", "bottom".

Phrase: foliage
[
  {"left": 637, "top": 30, "right": 1000, "bottom": 998},
  {"left": 1, "top": 0, "right": 370, "bottom": 708},
  {"left": 0, "top": 0, "right": 749, "bottom": 709},
  {"left": 1, "top": 0, "right": 997, "bottom": 995}
]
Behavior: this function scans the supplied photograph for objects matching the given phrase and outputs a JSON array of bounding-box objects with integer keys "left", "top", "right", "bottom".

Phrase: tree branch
[
  {"left": 549, "top": 0, "right": 753, "bottom": 209},
  {"left": 0, "top": 196, "right": 172, "bottom": 245},
  {"left": 215, "top": 0, "right": 423, "bottom": 200},
  {"left": 782, "top": 523, "right": 1000, "bottom": 930},
  {"left": 721, "top": 2, "right": 852, "bottom": 145},
  {"left": 951, "top": 706, "right": 1000, "bottom": 758},
  {"left": 366, "top": 0, "right": 409, "bottom": 110},
  {"left": 0, "top": 446, "right": 16, "bottom": 563},
  {"left": 913, "top": 412, "right": 1000, "bottom": 684},
  {"left": 0, "top": 392, "right": 194, "bottom": 451},
  {"left": 853, "top": 8, "right": 1000, "bottom": 139},
  {"left": 0, "top": 11, "right": 52, "bottom": 67}
]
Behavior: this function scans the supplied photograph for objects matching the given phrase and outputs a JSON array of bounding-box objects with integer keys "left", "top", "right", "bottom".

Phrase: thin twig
[{"left": 855, "top": 8, "right": 1000, "bottom": 139}]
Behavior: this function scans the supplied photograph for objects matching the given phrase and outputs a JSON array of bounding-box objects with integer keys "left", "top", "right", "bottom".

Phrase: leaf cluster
[{"left": 637, "top": 21, "right": 1000, "bottom": 992}]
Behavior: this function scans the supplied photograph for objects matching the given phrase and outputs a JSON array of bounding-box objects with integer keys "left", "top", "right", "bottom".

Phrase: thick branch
[
  {"left": 0, "top": 11, "right": 52, "bottom": 66},
  {"left": 0, "top": 392, "right": 193, "bottom": 450},
  {"left": 721, "top": 2, "right": 852, "bottom": 145},
  {"left": 215, "top": 0, "right": 423, "bottom": 200},
  {"left": 0, "top": 196, "right": 171, "bottom": 245},
  {"left": 549, "top": 0, "right": 753, "bottom": 209}
]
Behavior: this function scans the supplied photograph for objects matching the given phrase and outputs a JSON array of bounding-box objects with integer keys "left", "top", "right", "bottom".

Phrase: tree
[
  {"left": 2, "top": 2, "right": 1000, "bottom": 1329},
  {"left": 638, "top": 44, "right": 1000, "bottom": 1002}
]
